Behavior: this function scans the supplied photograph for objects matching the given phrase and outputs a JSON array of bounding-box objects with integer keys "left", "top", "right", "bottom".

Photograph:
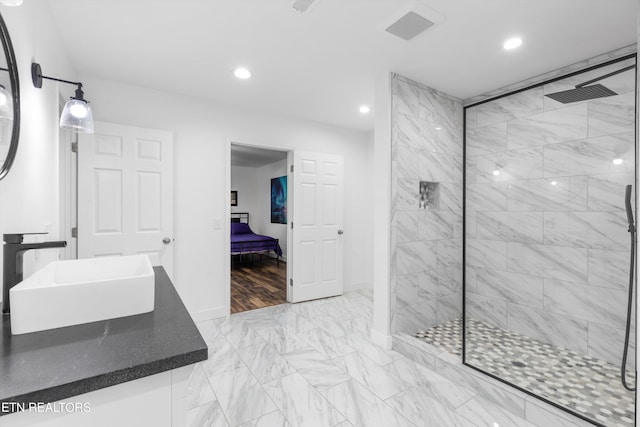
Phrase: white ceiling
[
  {"left": 231, "top": 144, "right": 287, "bottom": 168},
  {"left": 43, "top": 0, "right": 637, "bottom": 132}
]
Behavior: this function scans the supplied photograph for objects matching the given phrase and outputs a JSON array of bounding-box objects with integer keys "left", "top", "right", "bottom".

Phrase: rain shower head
[
  {"left": 545, "top": 84, "right": 617, "bottom": 103},
  {"left": 544, "top": 64, "right": 635, "bottom": 104}
]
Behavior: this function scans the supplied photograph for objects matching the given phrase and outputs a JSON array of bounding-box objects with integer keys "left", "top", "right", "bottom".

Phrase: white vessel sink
[{"left": 10, "top": 255, "right": 155, "bottom": 335}]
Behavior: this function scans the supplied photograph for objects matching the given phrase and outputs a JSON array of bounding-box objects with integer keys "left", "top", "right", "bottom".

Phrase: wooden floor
[{"left": 230, "top": 259, "right": 287, "bottom": 314}]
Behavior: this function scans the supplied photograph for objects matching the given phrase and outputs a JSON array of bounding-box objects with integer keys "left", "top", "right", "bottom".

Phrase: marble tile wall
[
  {"left": 465, "top": 56, "right": 637, "bottom": 369},
  {"left": 390, "top": 74, "right": 464, "bottom": 334}
]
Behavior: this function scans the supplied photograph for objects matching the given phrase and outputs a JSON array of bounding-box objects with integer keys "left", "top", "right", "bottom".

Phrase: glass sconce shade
[
  {"left": 60, "top": 98, "right": 94, "bottom": 133},
  {"left": 0, "top": 84, "right": 13, "bottom": 121}
]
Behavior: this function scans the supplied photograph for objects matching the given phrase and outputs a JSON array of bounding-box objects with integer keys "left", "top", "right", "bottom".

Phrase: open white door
[
  {"left": 290, "top": 151, "right": 344, "bottom": 302},
  {"left": 78, "top": 122, "right": 174, "bottom": 278}
]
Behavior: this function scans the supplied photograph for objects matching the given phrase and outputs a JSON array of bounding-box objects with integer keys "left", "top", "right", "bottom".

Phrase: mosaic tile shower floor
[{"left": 415, "top": 318, "right": 635, "bottom": 427}]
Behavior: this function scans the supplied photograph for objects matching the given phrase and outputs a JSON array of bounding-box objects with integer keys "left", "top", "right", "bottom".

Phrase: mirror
[{"left": 0, "top": 11, "right": 19, "bottom": 181}]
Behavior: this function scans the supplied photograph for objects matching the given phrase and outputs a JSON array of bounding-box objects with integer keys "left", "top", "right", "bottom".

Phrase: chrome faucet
[{"left": 3, "top": 233, "right": 67, "bottom": 315}]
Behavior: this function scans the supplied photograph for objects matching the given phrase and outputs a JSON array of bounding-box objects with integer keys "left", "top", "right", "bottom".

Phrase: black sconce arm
[{"left": 31, "top": 63, "right": 82, "bottom": 91}]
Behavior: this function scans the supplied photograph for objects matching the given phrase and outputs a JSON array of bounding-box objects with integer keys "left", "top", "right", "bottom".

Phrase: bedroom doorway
[{"left": 229, "top": 144, "right": 290, "bottom": 313}]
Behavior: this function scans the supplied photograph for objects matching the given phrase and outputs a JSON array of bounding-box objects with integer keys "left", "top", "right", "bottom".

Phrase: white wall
[
  {"left": 371, "top": 73, "right": 392, "bottom": 348},
  {"left": 230, "top": 165, "right": 260, "bottom": 221},
  {"left": 0, "top": 4, "right": 77, "bottom": 305},
  {"left": 253, "top": 159, "right": 288, "bottom": 260},
  {"left": 80, "top": 76, "right": 373, "bottom": 319}
]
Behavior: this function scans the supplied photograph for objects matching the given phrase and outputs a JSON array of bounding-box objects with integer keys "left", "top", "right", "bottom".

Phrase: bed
[{"left": 231, "top": 212, "right": 282, "bottom": 265}]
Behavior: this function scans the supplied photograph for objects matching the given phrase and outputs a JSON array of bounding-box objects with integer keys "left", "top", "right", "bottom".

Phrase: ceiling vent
[
  {"left": 291, "top": 0, "right": 321, "bottom": 13},
  {"left": 381, "top": 2, "right": 445, "bottom": 41}
]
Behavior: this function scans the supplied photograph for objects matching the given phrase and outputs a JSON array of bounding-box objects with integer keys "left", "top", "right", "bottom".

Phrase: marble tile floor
[
  {"left": 174, "top": 290, "right": 581, "bottom": 427},
  {"left": 415, "top": 318, "right": 635, "bottom": 427}
]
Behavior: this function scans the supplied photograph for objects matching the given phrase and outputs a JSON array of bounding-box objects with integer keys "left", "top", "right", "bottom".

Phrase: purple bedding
[{"left": 231, "top": 223, "right": 282, "bottom": 257}]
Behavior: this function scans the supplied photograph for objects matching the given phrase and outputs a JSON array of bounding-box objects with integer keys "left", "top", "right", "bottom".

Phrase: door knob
[
  {"left": 337, "top": 230, "right": 344, "bottom": 235},
  {"left": 162, "top": 237, "right": 172, "bottom": 244}
]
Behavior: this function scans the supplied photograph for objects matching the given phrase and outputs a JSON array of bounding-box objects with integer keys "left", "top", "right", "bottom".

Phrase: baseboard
[
  {"left": 344, "top": 281, "right": 372, "bottom": 292},
  {"left": 370, "top": 328, "right": 393, "bottom": 350},
  {"left": 190, "top": 305, "right": 228, "bottom": 322}
]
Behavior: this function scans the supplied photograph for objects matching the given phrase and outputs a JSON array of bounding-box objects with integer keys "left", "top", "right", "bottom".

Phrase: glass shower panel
[{"left": 464, "top": 56, "right": 637, "bottom": 427}]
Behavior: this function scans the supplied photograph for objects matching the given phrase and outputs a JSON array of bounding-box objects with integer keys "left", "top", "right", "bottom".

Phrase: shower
[
  {"left": 392, "top": 53, "right": 637, "bottom": 427},
  {"left": 623, "top": 184, "right": 636, "bottom": 392},
  {"left": 545, "top": 64, "right": 635, "bottom": 103}
]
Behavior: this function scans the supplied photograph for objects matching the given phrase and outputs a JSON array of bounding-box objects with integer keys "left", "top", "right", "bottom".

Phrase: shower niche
[{"left": 418, "top": 181, "right": 439, "bottom": 210}]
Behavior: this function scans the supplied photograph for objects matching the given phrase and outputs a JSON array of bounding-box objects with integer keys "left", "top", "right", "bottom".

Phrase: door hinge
[
  {"left": 290, "top": 165, "right": 294, "bottom": 172},
  {"left": 71, "top": 227, "right": 78, "bottom": 238},
  {"left": 71, "top": 142, "right": 78, "bottom": 153},
  {"left": 290, "top": 278, "right": 293, "bottom": 287},
  {"left": 290, "top": 221, "right": 293, "bottom": 229}
]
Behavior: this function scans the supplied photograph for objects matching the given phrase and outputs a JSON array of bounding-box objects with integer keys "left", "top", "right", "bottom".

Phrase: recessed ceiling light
[
  {"left": 492, "top": 170, "right": 500, "bottom": 176},
  {"left": 0, "top": 0, "right": 23, "bottom": 6},
  {"left": 359, "top": 105, "right": 370, "bottom": 114},
  {"left": 613, "top": 158, "right": 623, "bottom": 165},
  {"left": 551, "top": 180, "right": 558, "bottom": 186},
  {"left": 435, "top": 126, "right": 442, "bottom": 130},
  {"left": 503, "top": 37, "right": 522, "bottom": 50},
  {"left": 234, "top": 67, "right": 252, "bottom": 79}
]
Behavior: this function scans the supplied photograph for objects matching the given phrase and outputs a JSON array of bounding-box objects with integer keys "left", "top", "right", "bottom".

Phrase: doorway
[{"left": 230, "top": 143, "right": 289, "bottom": 313}]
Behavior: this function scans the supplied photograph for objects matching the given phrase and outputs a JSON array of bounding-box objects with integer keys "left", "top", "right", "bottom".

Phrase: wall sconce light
[{"left": 31, "top": 62, "right": 94, "bottom": 133}]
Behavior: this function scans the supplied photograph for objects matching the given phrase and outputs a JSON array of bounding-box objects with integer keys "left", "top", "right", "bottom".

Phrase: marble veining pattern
[
  {"left": 475, "top": 146, "right": 543, "bottom": 183},
  {"left": 587, "top": 172, "right": 634, "bottom": 211},
  {"left": 296, "top": 328, "right": 356, "bottom": 360},
  {"left": 543, "top": 211, "right": 628, "bottom": 250},
  {"left": 419, "top": 268, "right": 458, "bottom": 302},
  {"left": 208, "top": 366, "right": 277, "bottom": 426},
  {"left": 322, "top": 379, "right": 415, "bottom": 427},
  {"left": 588, "top": 91, "right": 635, "bottom": 137},
  {"left": 332, "top": 351, "right": 410, "bottom": 400},
  {"left": 507, "top": 103, "right": 588, "bottom": 150},
  {"left": 475, "top": 86, "right": 544, "bottom": 127},
  {"left": 587, "top": 248, "right": 631, "bottom": 290},
  {"left": 391, "top": 74, "right": 464, "bottom": 340},
  {"left": 466, "top": 239, "right": 507, "bottom": 271},
  {"left": 176, "top": 290, "right": 608, "bottom": 427},
  {"left": 467, "top": 293, "right": 508, "bottom": 329},
  {"left": 543, "top": 278, "right": 627, "bottom": 328},
  {"left": 506, "top": 242, "right": 588, "bottom": 282},
  {"left": 466, "top": 182, "right": 507, "bottom": 211},
  {"left": 264, "top": 372, "right": 345, "bottom": 427},
  {"left": 282, "top": 348, "right": 351, "bottom": 391},
  {"left": 476, "top": 211, "right": 543, "bottom": 243},
  {"left": 386, "top": 386, "right": 478, "bottom": 426},
  {"left": 543, "top": 131, "right": 634, "bottom": 178},
  {"left": 236, "top": 341, "right": 295, "bottom": 384},
  {"left": 186, "top": 401, "right": 229, "bottom": 427},
  {"left": 237, "top": 411, "right": 290, "bottom": 427},
  {"left": 506, "top": 176, "right": 588, "bottom": 211},
  {"left": 506, "top": 304, "right": 588, "bottom": 355},
  {"left": 474, "top": 268, "right": 544, "bottom": 309},
  {"left": 588, "top": 321, "right": 636, "bottom": 370},
  {"left": 466, "top": 122, "right": 507, "bottom": 156},
  {"left": 417, "top": 150, "right": 454, "bottom": 182}
]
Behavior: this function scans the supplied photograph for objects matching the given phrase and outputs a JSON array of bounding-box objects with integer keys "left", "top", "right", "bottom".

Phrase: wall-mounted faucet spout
[{"left": 2, "top": 233, "right": 67, "bottom": 315}]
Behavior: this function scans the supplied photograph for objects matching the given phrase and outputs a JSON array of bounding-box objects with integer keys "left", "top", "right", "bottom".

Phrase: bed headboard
[{"left": 231, "top": 212, "right": 249, "bottom": 224}]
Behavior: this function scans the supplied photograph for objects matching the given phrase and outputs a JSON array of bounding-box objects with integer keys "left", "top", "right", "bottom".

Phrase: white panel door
[
  {"left": 291, "top": 151, "right": 344, "bottom": 302},
  {"left": 78, "top": 122, "right": 174, "bottom": 277}
]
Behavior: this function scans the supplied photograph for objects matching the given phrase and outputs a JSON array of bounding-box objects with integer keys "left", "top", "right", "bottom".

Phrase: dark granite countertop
[{"left": 0, "top": 266, "right": 208, "bottom": 415}]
